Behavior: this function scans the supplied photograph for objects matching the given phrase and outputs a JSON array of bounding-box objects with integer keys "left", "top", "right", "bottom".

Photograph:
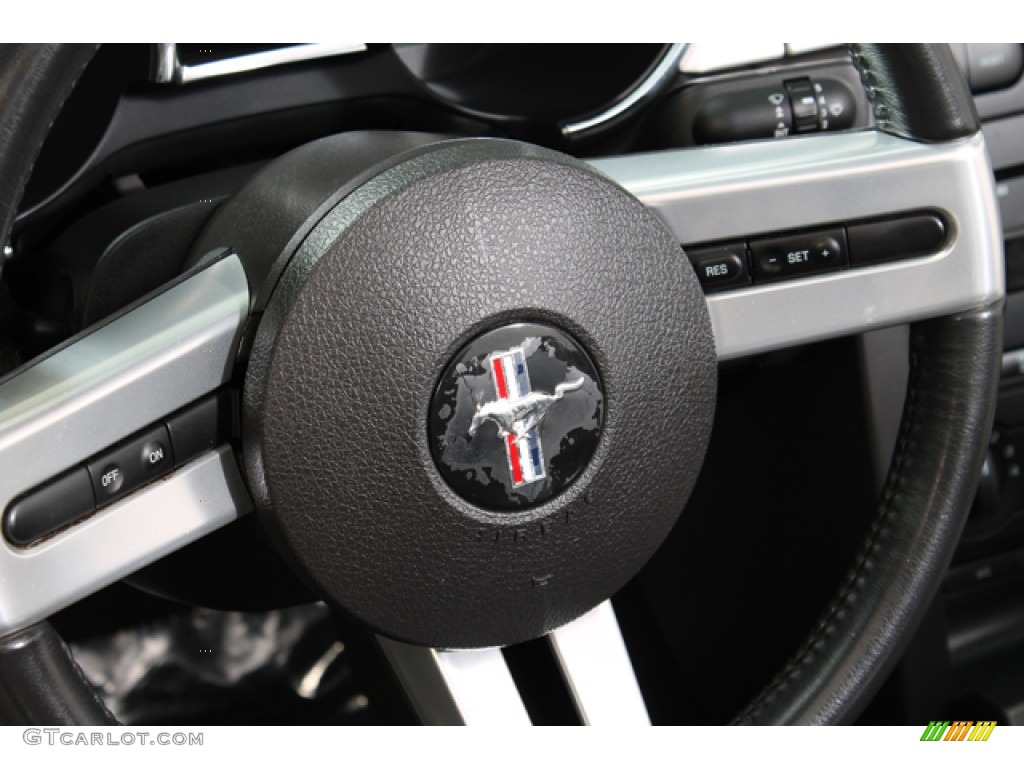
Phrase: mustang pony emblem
[
  {"left": 469, "top": 378, "right": 584, "bottom": 440},
  {"left": 469, "top": 345, "right": 583, "bottom": 487}
]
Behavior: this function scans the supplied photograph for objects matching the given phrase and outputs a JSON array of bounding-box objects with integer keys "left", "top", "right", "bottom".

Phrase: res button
[{"left": 687, "top": 243, "right": 751, "bottom": 293}]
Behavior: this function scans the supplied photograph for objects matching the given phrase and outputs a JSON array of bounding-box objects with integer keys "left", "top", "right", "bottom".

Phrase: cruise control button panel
[
  {"left": 2, "top": 391, "right": 234, "bottom": 548},
  {"left": 685, "top": 210, "right": 949, "bottom": 294}
]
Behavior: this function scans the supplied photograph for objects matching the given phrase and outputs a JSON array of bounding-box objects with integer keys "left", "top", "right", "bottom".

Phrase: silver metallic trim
[
  {"left": 678, "top": 43, "right": 843, "bottom": 75},
  {"left": 470, "top": 376, "right": 582, "bottom": 440},
  {"left": 679, "top": 42, "right": 785, "bottom": 74},
  {"left": 547, "top": 601, "right": 649, "bottom": 725},
  {"left": 152, "top": 43, "right": 367, "bottom": 85},
  {"left": 0, "top": 254, "right": 248, "bottom": 515},
  {"left": 590, "top": 132, "right": 1004, "bottom": 360},
  {"left": 561, "top": 44, "right": 687, "bottom": 138},
  {"left": 786, "top": 42, "right": 843, "bottom": 56},
  {"left": 0, "top": 447, "right": 251, "bottom": 635},
  {"left": 859, "top": 326, "right": 911, "bottom": 488},
  {"left": 377, "top": 639, "right": 531, "bottom": 725}
]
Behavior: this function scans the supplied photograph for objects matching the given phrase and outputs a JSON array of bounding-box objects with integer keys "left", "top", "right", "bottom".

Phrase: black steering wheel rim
[{"left": 0, "top": 43, "right": 1003, "bottom": 725}]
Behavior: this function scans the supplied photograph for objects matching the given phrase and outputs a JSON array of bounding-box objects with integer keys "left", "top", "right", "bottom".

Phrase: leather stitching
[
  {"left": 736, "top": 46, "right": 971, "bottom": 723},
  {"left": 59, "top": 634, "right": 118, "bottom": 724},
  {"left": 848, "top": 45, "right": 892, "bottom": 134},
  {"left": 4, "top": 45, "right": 97, "bottom": 246},
  {"left": 735, "top": 329, "right": 926, "bottom": 723}
]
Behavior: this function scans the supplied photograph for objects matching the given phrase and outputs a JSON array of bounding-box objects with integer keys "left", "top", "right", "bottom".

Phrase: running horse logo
[{"left": 468, "top": 345, "right": 584, "bottom": 487}]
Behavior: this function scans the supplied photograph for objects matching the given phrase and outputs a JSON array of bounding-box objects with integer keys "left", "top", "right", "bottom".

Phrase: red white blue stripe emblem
[{"left": 488, "top": 346, "right": 545, "bottom": 486}]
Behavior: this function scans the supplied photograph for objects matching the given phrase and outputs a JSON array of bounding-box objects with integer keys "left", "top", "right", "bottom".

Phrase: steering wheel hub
[{"left": 240, "top": 139, "right": 717, "bottom": 648}]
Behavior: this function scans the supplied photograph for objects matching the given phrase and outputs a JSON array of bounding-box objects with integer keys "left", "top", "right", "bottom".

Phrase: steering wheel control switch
[
  {"left": 87, "top": 425, "right": 174, "bottom": 506},
  {"left": 166, "top": 390, "right": 234, "bottom": 469},
  {"left": 685, "top": 211, "right": 950, "bottom": 294},
  {"left": 2, "top": 392, "right": 235, "bottom": 548},
  {"left": 691, "top": 77, "right": 857, "bottom": 144},
  {"left": 847, "top": 213, "right": 947, "bottom": 266},
  {"left": 951, "top": 43, "right": 1024, "bottom": 95},
  {"left": 686, "top": 242, "right": 751, "bottom": 292},
  {"left": 750, "top": 227, "right": 848, "bottom": 282},
  {"left": 641, "top": 55, "right": 875, "bottom": 151},
  {"left": 2, "top": 468, "right": 96, "bottom": 547}
]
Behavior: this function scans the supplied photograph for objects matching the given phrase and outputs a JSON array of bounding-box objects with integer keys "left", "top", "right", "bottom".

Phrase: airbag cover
[{"left": 243, "top": 139, "right": 716, "bottom": 648}]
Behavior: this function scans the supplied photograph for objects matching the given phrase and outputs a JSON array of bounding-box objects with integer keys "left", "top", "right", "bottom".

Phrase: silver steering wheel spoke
[
  {"left": 591, "top": 130, "right": 1003, "bottom": 360},
  {"left": 0, "top": 254, "right": 252, "bottom": 636},
  {"left": 547, "top": 601, "right": 649, "bottom": 725},
  {"left": 377, "top": 640, "right": 531, "bottom": 726},
  {"left": 377, "top": 600, "right": 647, "bottom": 725}
]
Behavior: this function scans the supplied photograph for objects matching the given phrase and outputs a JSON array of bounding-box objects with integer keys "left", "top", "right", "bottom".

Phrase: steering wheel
[{"left": 0, "top": 44, "right": 1004, "bottom": 725}]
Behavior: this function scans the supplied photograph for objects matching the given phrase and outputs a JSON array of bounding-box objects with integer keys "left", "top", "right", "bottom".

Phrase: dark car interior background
[{"left": 0, "top": 43, "right": 1020, "bottom": 725}]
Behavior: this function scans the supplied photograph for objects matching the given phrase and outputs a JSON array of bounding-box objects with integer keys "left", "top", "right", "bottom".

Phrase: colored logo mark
[
  {"left": 469, "top": 345, "right": 582, "bottom": 487},
  {"left": 920, "top": 720, "right": 996, "bottom": 741}
]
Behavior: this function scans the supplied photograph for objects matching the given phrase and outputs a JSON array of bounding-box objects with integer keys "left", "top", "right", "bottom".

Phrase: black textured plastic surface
[
  {"left": 244, "top": 139, "right": 717, "bottom": 648},
  {"left": 82, "top": 203, "right": 218, "bottom": 327},
  {"left": 188, "top": 131, "right": 448, "bottom": 312}
]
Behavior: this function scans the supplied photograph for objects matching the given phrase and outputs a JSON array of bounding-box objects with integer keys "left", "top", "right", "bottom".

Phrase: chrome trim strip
[
  {"left": 561, "top": 44, "right": 687, "bottom": 138},
  {"left": 151, "top": 43, "right": 177, "bottom": 83},
  {"left": 679, "top": 42, "right": 785, "bottom": 74},
  {"left": 0, "top": 447, "right": 251, "bottom": 636},
  {"left": 547, "top": 601, "right": 649, "bottom": 725},
  {"left": 0, "top": 255, "right": 249, "bottom": 515},
  {"left": 377, "top": 639, "right": 531, "bottom": 725},
  {"left": 590, "top": 132, "right": 1004, "bottom": 360},
  {"left": 152, "top": 43, "right": 367, "bottom": 85}
]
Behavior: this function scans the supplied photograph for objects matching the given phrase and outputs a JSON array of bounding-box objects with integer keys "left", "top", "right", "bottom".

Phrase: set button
[{"left": 751, "top": 228, "right": 848, "bottom": 282}]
